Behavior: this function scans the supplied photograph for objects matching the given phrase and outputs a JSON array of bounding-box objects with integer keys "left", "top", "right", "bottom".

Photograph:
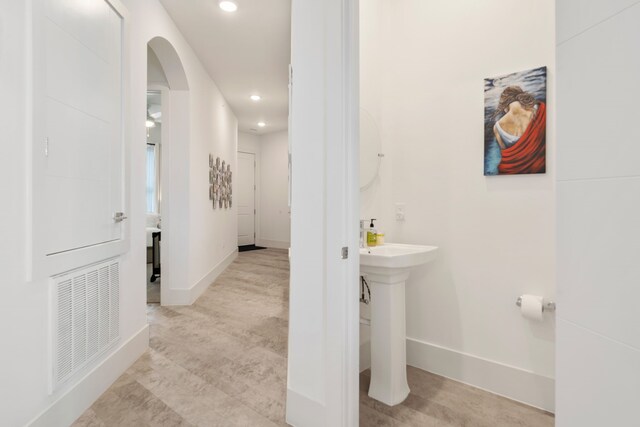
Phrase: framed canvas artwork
[{"left": 484, "top": 66, "right": 547, "bottom": 176}]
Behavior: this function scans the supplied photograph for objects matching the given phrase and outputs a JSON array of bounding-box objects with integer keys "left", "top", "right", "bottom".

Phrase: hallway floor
[
  {"left": 147, "top": 262, "right": 161, "bottom": 304},
  {"left": 73, "top": 249, "right": 553, "bottom": 427}
]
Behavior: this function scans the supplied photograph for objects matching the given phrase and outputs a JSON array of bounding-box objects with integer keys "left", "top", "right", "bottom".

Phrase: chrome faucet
[{"left": 360, "top": 220, "right": 366, "bottom": 248}]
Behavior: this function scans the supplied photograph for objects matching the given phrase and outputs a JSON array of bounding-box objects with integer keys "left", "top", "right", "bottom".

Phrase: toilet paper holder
[{"left": 516, "top": 296, "right": 556, "bottom": 312}]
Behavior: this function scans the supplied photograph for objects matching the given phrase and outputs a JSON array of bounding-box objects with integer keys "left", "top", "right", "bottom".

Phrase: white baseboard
[
  {"left": 406, "top": 337, "right": 555, "bottom": 412},
  {"left": 286, "top": 388, "right": 325, "bottom": 427},
  {"left": 28, "top": 324, "right": 149, "bottom": 427},
  {"left": 256, "top": 238, "right": 290, "bottom": 250},
  {"left": 164, "top": 249, "right": 238, "bottom": 305}
]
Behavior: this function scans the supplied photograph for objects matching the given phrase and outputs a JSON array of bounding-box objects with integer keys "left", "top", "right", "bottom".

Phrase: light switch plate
[{"left": 395, "top": 203, "right": 406, "bottom": 221}]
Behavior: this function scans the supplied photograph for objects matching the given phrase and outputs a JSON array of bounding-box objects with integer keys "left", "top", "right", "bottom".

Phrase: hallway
[
  {"left": 73, "top": 249, "right": 552, "bottom": 426},
  {"left": 74, "top": 249, "right": 290, "bottom": 426}
]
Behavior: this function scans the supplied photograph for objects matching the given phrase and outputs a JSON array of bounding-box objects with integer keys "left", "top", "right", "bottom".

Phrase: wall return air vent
[{"left": 51, "top": 258, "right": 120, "bottom": 392}]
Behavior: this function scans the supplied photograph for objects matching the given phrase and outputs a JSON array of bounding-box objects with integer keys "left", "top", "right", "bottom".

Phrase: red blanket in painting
[{"left": 498, "top": 102, "right": 546, "bottom": 175}]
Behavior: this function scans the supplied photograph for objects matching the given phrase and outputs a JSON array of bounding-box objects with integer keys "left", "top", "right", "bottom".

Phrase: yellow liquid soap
[{"left": 367, "top": 231, "right": 377, "bottom": 246}]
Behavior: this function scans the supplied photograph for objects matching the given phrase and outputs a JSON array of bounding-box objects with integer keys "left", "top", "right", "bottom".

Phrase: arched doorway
[{"left": 145, "top": 37, "right": 189, "bottom": 305}]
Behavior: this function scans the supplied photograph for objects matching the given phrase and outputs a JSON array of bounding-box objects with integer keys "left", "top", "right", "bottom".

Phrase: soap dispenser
[{"left": 367, "top": 219, "right": 378, "bottom": 247}]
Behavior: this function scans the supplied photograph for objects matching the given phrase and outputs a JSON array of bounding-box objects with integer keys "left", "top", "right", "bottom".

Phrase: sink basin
[
  {"left": 360, "top": 242, "right": 438, "bottom": 406},
  {"left": 360, "top": 243, "right": 438, "bottom": 269}
]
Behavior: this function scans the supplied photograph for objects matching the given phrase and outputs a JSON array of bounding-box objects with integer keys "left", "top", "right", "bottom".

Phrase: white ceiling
[{"left": 159, "top": 0, "right": 291, "bottom": 134}]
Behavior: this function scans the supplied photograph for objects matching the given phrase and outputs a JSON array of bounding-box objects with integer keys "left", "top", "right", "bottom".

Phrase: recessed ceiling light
[
  {"left": 250, "top": 95, "right": 261, "bottom": 101},
  {"left": 257, "top": 122, "right": 266, "bottom": 128},
  {"left": 219, "top": 0, "right": 238, "bottom": 12}
]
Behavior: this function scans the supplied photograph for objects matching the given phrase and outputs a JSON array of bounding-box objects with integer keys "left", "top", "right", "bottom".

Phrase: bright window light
[
  {"left": 146, "top": 145, "right": 158, "bottom": 213},
  {"left": 219, "top": 1, "right": 238, "bottom": 12}
]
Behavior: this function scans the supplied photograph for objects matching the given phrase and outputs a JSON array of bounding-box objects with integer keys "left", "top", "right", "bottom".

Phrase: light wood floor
[{"left": 73, "top": 248, "right": 554, "bottom": 427}]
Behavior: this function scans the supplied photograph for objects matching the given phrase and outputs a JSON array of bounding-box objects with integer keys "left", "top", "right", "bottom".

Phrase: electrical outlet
[{"left": 395, "top": 203, "right": 406, "bottom": 221}]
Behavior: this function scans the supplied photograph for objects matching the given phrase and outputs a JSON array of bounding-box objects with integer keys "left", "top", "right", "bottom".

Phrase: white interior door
[
  {"left": 237, "top": 152, "right": 255, "bottom": 246},
  {"left": 556, "top": 3, "right": 640, "bottom": 425},
  {"left": 38, "top": 0, "right": 123, "bottom": 257}
]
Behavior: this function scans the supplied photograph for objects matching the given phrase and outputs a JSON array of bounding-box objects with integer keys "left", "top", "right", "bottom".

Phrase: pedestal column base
[{"left": 364, "top": 268, "right": 411, "bottom": 406}]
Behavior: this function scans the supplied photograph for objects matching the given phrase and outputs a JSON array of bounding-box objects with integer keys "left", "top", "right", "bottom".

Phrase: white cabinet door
[
  {"left": 33, "top": 0, "right": 126, "bottom": 274},
  {"left": 237, "top": 152, "right": 255, "bottom": 246}
]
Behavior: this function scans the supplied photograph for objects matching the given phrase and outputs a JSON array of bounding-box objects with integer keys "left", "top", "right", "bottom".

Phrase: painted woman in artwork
[
  {"left": 483, "top": 66, "right": 547, "bottom": 175},
  {"left": 490, "top": 86, "right": 546, "bottom": 174}
]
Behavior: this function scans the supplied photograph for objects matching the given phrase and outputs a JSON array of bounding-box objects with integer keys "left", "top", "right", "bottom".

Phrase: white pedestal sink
[{"left": 360, "top": 243, "right": 438, "bottom": 406}]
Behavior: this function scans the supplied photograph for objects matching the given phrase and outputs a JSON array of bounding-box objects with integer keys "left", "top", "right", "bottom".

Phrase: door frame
[
  {"left": 238, "top": 149, "right": 259, "bottom": 246},
  {"left": 326, "top": 0, "right": 360, "bottom": 424},
  {"left": 286, "top": 0, "right": 359, "bottom": 425}
]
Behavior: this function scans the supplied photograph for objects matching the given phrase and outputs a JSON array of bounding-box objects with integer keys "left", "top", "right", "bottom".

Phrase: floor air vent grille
[{"left": 51, "top": 259, "right": 120, "bottom": 392}]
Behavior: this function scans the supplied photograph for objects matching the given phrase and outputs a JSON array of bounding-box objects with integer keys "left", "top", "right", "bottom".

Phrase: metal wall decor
[{"left": 208, "top": 154, "right": 232, "bottom": 209}]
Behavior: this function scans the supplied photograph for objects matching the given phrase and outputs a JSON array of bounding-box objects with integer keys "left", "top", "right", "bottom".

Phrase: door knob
[{"left": 113, "top": 212, "right": 128, "bottom": 222}]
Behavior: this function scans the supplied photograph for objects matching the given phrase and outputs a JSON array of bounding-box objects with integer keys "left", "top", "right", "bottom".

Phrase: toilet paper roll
[{"left": 520, "top": 294, "right": 544, "bottom": 321}]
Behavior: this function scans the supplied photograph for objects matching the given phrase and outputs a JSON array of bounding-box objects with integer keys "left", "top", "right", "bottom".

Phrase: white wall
[
  {"left": 147, "top": 46, "right": 168, "bottom": 86},
  {"left": 147, "top": 123, "right": 162, "bottom": 146},
  {"left": 238, "top": 130, "right": 261, "bottom": 153},
  {"left": 360, "top": 0, "right": 556, "bottom": 411},
  {"left": 238, "top": 130, "right": 290, "bottom": 249},
  {"left": 0, "top": 0, "right": 238, "bottom": 424},
  {"left": 0, "top": 2, "right": 147, "bottom": 426},
  {"left": 556, "top": 1, "right": 640, "bottom": 425}
]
